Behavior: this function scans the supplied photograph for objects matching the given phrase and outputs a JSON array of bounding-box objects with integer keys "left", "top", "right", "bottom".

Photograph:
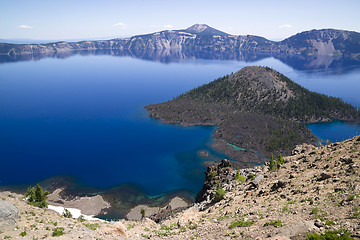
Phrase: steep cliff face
[
  {"left": 278, "top": 29, "right": 360, "bottom": 57},
  {"left": 0, "top": 39, "right": 128, "bottom": 55},
  {"left": 124, "top": 24, "right": 275, "bottom": 52},
  {"left": 125, "top": 31, "right": 196, "bottom": 50},
  {"left": 1, "top": 25, "right": 359, "bottom": 58}
]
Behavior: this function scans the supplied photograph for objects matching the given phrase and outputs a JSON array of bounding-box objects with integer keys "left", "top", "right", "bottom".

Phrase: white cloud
[
  {"left": 279, "top": 24, "right": 293, "bottom": 29},
  {"left": 17, "top": 25, "right": 32, "bottom": 29},
  {"left": 163, "top": 24, "right": 173, "bottom": 28},
  {"left": 113, "top": 22, "right": 127, "bottom": 28}
]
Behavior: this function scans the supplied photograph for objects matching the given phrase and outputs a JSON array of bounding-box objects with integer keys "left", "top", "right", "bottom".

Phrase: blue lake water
[
  {"left": 306, "top": 120, "right": 360, "bottom": 143},
  {"left": 1, "top": 52, "right": 360, "bottom": 215},
  {"left": 0, "top": 56, "right": 240, "bottom": 195}
]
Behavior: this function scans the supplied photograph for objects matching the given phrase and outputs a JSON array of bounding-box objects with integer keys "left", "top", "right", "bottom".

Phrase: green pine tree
[{"left": 25, "top": 184, "right": 49, "bottom": 208}]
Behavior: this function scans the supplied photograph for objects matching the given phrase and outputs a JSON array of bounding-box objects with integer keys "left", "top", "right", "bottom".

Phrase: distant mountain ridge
[
  {"left": 0, "top": 24, "right": 359, "bottom": 59},
  {"left": 278, "top": 28, "right": 360, "bottom": 57}
]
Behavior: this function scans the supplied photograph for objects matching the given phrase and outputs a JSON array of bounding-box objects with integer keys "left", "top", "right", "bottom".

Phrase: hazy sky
[{"left": 1, "top": 0, "right": 359, "bottom": 41}]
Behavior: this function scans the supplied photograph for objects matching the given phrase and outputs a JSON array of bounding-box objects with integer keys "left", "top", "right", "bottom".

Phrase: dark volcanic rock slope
[{"left": 146, "top": 66, "right": 360, "bottom": 166}]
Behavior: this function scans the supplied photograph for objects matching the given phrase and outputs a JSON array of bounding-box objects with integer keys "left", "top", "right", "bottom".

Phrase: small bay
[{"left": 306, "top": 120, "right": 360, "bottom": 143}]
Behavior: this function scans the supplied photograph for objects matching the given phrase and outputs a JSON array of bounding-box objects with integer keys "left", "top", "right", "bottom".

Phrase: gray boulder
[
  {"left": 248, "top": 174, "right": 264, "bottom": 189},
  {"left": 0, "top": 200, "right": 19, "bottom": 230},
  {"left": 340, "top": 156, "right": 353, "bottom": 164},
  {"left": 279, "top": 221, "right": 316, "bottom": 238},
  {"left": 318, "top": 172, "right": 332, "bottom": 181},
  {"left": 252, "top": 174, "right": 264, "bottom": 185},
  {"left": 271, "top": 180, "right": 287, "bottom": 191},
  {"left": 292, "top": 143, "right": 314, "bottom": 155}
]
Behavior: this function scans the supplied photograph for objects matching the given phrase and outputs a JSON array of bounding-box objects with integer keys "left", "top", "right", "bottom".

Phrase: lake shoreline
[
  {"left": 45, "top": 188, "right": 192, "bottom": 222},
  {"left": 145, "top": 101, "right": 317, "bottom": 166},
  {"left": 47, "top": 188, "right": 110, "bottom": 217}
]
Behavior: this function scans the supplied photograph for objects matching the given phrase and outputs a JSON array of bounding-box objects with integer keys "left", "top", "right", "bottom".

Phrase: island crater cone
[{"left": 145, "top": 66, "right": 360, "bottom": 165}]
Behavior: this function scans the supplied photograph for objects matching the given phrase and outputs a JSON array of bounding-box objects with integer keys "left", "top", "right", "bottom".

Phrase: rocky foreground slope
[{"left": 1, "top": 135, "right": 360, "bottom": 239}]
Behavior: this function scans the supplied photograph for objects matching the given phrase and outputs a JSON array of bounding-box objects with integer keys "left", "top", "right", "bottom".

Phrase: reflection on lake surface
[
  {"left": 1, "top": 48, "right": 360, "bottom": 74},
  {"left": 0, "top": 49, "right": 359, "bottom": 219}
]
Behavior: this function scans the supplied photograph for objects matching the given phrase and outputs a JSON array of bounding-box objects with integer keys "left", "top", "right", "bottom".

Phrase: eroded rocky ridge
[{"left": 1, "top": 24, "right": 360, "bottom": 60}]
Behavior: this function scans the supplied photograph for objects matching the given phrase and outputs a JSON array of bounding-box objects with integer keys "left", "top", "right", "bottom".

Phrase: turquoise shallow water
[{"left": 0, "top": 53, "right": 360, "bottom": 218}]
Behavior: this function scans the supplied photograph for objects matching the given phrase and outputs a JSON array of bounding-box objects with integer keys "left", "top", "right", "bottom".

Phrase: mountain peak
[
  {"left": 184, "top": 24, "right": 229, "bottom": 36},
  {"left": 186, "top": 24, "right": 210, "bottom": 33}
]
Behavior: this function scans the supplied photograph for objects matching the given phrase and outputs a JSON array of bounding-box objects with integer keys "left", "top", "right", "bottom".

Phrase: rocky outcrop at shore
[
  {"left": 47, "top": 188, "right": 110, "bottom": 216},
  {"left": 195, "top": 159, "right": 262, "bottom": 203},
  {"left": 126, "top": 197, "right": 189, "bottom": 222}
]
